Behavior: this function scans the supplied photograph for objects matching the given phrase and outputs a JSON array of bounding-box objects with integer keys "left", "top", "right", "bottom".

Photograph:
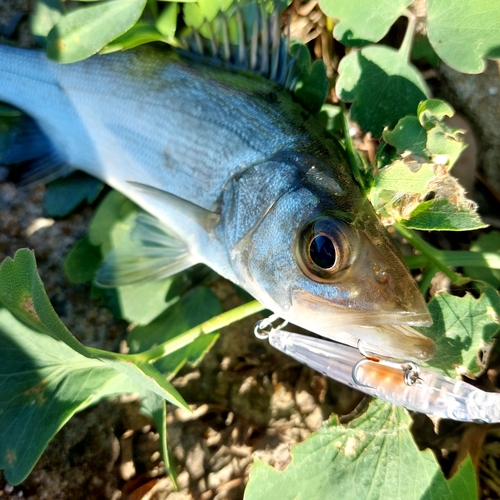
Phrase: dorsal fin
[{"left": 182, "top": 1, "right": 298, "bottom": 90}]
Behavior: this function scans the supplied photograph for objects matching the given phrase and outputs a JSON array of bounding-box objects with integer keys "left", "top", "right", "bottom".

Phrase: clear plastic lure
[{"left": 254, "top": 315, "right": 500, "bottom": 423}]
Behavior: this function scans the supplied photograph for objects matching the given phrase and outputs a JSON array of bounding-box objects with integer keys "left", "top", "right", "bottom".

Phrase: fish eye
[
  {"left": 309, "top": 235, "right": 336, "bottom": 269},
  {"left": 296, "top": 217, "right": 352, "bottom": 282}
]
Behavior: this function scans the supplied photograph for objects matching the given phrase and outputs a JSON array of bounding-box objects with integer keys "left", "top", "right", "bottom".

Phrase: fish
[{"left": 0, "top": 4, "right": 434, "bottom": 363}]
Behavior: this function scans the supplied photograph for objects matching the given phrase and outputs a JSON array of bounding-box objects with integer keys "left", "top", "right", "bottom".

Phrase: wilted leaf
[
  {"left": 318, "top": 0, "right": 412, "bottom": 46},
  {"left": 336, "top": 46, "right": 429, "bottom": 137},
  {"left": 47, "top": 0, "right": 147, "bottom": 63},
  {"left": 245, "top": 399, "right": 477, "bottom": 500},
  {"left": 426, "top": 0, "right": 500, "bottom": 73},
  {"left": 419, "top": 284, "right": 500, "bottom": 377}
]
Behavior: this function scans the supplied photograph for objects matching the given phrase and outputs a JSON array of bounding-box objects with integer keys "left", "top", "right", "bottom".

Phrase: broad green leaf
[
  {"left": 373, "top": 160, "right": 434, "bottom": 193},
  {"left": 291, "top": 43, "right": 328, "bottom": 115},
  {"left": 64, "top": 235, "right": 102, "bottom": 284},
  {"left": 47, "top": 0, "right": 148, "bottom": 63},
  {"left": 318, "top": 0, "right": 413, "bottom": 46},
  {"left": 411, "top": 35, "right": 440, "bottom": 67},
  {"left": 100, "top": 22, "right": 168, "bottom": 53},
  {"left": 0, "top": 249, "right": 89, "bottom": 355},
  {"left": 183, "top": 0, "right": 234, "bottom": 29},
  {"left": 245, "top": 399, "right": 478, "bottom": 500},
  {"left": 419, "top": 284, "right": 500, "bottom": 378},
  {"left": 89, "top": 190, "right": 137, "bottom": 247},
  {"left": 0, "top": 249, "right": 189, "bottom": 433},
  {"left": 401, "top": 199, "right": 487, "bottom": 231},
  {"left": 382, "top": 116, "right": 428, "bottom": 158},
  {"left": 128, "top": 286, "right": 221, "bottom": 378},
  {"left": 44, "top": 171, "right": 104, "bottom": 217},
  {"left": 464, "top": 231, "right": 500, "bottom": 287},
  {"left": 128, "top": 286, "right": 221, "bottom": 352},
  {"left": 426, "top": 0, "right": 500, "bottom": 74},
  {"left": 418, "top": 99, "right": 455, "bottom": 126},
  {"left": 30, "top": 0, "right": 64, "bottom": 42},
  {"left": 426, "top": 125, "right": 466, "bottom": 169},
  {"left": 0, "top": 308, "right": 137, "bottom": 485},
  {"left": 155, "top": 2, "right": 179, "bottom": 39},
  {"left": 336, "top": 46, "right": 429, "bottom": 137},
  {"left": 317, "top": 104, "right": 343, "bottom": 134}
]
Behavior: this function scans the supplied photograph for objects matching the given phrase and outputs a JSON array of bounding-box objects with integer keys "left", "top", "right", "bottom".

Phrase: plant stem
[
  {"left": 133, "top": 300, "right": 265, "bottom": 364},
  {"left": 341, "top": 101, "right": 366, "bottom": 190},
  {"left": 418, "top": 263, "right": 438, "bottom": 296},
  {"left": 393, "top": 221, "right": 469, "bottom": 284},
  {"left": 405, "top": 251, "right": 500, "bottom": 270},
  {"left": 399, "top": 10, "right": 417, "bottom": 62}
]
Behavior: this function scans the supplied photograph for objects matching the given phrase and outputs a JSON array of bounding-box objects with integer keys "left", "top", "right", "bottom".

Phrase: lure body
[{"left": 0, "top": 43, "right": 434, "bottom": 361}]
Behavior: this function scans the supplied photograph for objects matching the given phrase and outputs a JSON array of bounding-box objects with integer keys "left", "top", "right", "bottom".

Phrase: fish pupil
[{"left": 309, "top": 235, "right": 336, "bottom": 269}]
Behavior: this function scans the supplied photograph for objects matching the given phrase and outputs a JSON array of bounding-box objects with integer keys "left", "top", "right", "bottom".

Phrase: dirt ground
[{"left": 1, "top": 1, "right": 500, "bottom": 499}]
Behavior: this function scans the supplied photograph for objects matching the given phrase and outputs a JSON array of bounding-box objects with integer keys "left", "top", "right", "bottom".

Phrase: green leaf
[
  {"left": 373, "top": 160, "right": 435, "bottom": 193},
  {"left": 418, "top": 99, "right": 455, "bottom": 125},
  {"left": 291, "top": 43, "right": 328, "bottom": 114},
  {"left": 0, "top": 249, "right": 191, "bottom": 483},
  {"left": 318, "top": 0, "right": 413, "bottom": 46},
  {"left": 30, "top": 0, "right": 64, "bottom": 42},
  {"left": 0, "top": 307, "right": 137, "bottom": 485},
  {"left": 44, "top": 171, "right": 104, "bottom": 217},
  {"left": 401, "top": 199, "right": 487, "bottom": 231},
  {"left": 89, "top": 190, "right": 137, "bottom": 247},
  {"left": 64, "top": 235, "right": 102, "bottom": 284},
  {"left": 183, "top": 0, "right": 234, "bottom": 29},
  {"left": 317, "top": 104, "right": 343, "bottom": 134},
  {"left": 47, "top": 0, "right": 148, "bottom": 63},
  {"left": 464, "top": 231, "right": 500, "bottom": 287},
  {"left": 419, "top": 284, "right": 500, "bottom": 378},
  {"left": 382, "top": 116, "right": 428, "bottom": 158},
  {"left": 128, "top": 286, "right": 221, "bottom": 352},
  {"left": 426, "top": 0, "right": 500, "bottom": 74},
  {"left": 128, "top": 286, "right": 221, "bottom": 377},
  {"left": 100, "top": 22, "right": 168, "bottom": 53},
  {"left": 245, "top": 399, "right": 478, "bottom": 500},
  {"left": 155, "top": 2, "right": 179, "bottom": 39},
  {"left": 411, "top": 35, "right": 440, "bottom": 67},
  {"left": 336, "top": 46, "right": 429, "bottom": 137}
]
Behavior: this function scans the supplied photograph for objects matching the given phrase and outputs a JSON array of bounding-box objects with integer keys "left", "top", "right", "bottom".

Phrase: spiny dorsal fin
[{"left": 183, "top": 1, "right": 298, "bottom": 90}]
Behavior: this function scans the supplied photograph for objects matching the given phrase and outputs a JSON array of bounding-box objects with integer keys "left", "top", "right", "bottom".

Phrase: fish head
[{"left": 228, "top": 147, "right": 433, "bottom": 362}]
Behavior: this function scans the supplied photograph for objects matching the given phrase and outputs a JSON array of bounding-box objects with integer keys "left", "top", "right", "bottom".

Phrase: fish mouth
[{"left": 290, "top": 290, "right": 434, "bottom": 362}]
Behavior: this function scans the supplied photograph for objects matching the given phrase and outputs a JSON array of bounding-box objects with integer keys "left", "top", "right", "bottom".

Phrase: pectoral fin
[{"left": 94, "top": 213, "right": 196, "bottom": 287}]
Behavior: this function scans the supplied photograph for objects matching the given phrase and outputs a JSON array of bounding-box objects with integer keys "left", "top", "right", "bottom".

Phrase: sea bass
[{"left": 0, "top": 17, "right": 434, "bottom": 362}]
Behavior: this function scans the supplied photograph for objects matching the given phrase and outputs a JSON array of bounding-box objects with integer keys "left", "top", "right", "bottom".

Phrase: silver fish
[{"left": 0, "top": 20, "right": 434, "bottom": 362}]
